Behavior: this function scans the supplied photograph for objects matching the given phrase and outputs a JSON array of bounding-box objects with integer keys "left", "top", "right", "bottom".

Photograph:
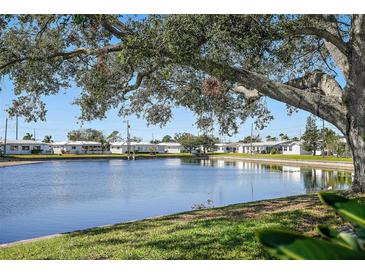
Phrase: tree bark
[
  {"left": 345, "top": 15, "right": 365, "bottom": 192},
  {"left": 346, "top": 129, "right": 365, "bottom": 192}
]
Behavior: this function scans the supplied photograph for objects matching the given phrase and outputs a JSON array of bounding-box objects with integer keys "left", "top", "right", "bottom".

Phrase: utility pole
[
  {"left": 250, "top": 123, "right": 253, "bottom": 155},
  {"left": 4, "top": 118, "right": 8, "bottom": 156},
  {"left": 33, "top": 128, "right": 36, "bottom": 141},
  {"left": 126, "top": 120, "right": 131, "bottom": 160},
  {"left": 16, "top": 115, "right": 18, "bottom": 140}
]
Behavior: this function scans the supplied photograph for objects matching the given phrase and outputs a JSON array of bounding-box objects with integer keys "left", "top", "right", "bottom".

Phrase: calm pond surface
[{"left": 0, "top": 158, "right": 352, "bottom": 243}]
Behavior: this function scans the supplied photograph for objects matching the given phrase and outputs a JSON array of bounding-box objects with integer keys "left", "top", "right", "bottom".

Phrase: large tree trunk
[
  {"left": 347, "top": 130, "right": 365, "bottom": 192},
  {"left": 340, "top": 15, "right": 365, "bottom": 192}
]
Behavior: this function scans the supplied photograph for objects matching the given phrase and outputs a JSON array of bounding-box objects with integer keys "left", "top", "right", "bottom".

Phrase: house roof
[
  {"left": 282, "top": 141, "right": 303, "bottom": 146},
  {"left": 216, "top": 142, "right": 240, "bottom": 147},
  {"left": 0, "top": 139, "right": 47, "bottom": 145},
  {"left": 236, "top": 140, "right": 292, "bottom": 147},
  {"left": 158, "top": 142, "right": 181, "bottom": 146},
  {"left": 50, "top": 141, "right": 101, "bottom": 146},
  {"left": 110, "top": 141, "right": 158, "bottom": 146}
]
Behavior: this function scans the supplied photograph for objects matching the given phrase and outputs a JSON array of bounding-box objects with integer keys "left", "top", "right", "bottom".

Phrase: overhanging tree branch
[
  {"left": 193, "top": 58, "right": 347, "bottom": 132},
  {"left": 0, "top": 44, "right": 124, "bottom": 71}
]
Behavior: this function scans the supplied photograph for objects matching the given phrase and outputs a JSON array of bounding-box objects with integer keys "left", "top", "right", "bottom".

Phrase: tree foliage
[
  {"left": 67, "top": 128, "right": 105, "bottom": 142},
  {"left": 161, "top": 135, "right": 175, "bottom": 142},
  {"left": 174, "top": 133, "right": 199, "bottom": 152},
  {"left": 22, "top": 132, "right": 34, "bottom": 140},
  {"left": 106, "top": 130, "right": 122, "bottom": 142},
  {"left": 279, "top": 133, "right": 289, "bottom": 141},
  {"left": 321, "top": 127, "right": 339, "bottom": 155},
  {"left": 42, "top": 135, "right": 53, "bottom": 143},
  {"left": 0, "top": 15, "right": 350, "bottom": 134},
  {"left": 197, "top": 134, "right": 219, "bottom": 153},
  {"left": 239, "top": 135, "right": 262, "bottom": 143},
  {"left": 302, "top": 116, "right": 320, "bottom": 155}
]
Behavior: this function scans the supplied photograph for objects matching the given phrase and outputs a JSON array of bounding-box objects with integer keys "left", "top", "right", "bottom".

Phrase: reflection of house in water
[
  {"left": 282, "top": 166, "right": 301, "bottom": 183},
  {"left": 191, "top": 158, "right": 352, "bottom": 192},
  {"left": 216, "top": 159, "right": 226, "bottom": 168}
]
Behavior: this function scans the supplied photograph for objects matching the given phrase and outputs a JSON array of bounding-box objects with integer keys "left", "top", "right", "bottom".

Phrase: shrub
[{"left": 30, "top": 149, "right": 43, "bottom": 154}]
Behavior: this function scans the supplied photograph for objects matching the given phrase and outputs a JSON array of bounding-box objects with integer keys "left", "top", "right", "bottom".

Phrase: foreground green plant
[{"left": 257, "top": 192, "right": 365, "bottom": 259}]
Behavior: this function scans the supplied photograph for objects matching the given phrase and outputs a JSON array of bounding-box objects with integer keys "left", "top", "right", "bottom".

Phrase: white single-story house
[
  {"left": 281, "top": 141, "right": 322, "bottom": 155},
  {"left": 0, "top": 139, "right": 52, "bottom": 155},
  {"left": 50, "top": 141, "right": 104, "bottom": 154},
  {"left": 158, "top": 142, "right": 183, "bottom": 153},
  {"left": 109, "top": 141, "right": 128, "bottom": 154},
  {"left": 236, "top": 140, "right": 291, "bottom": 154},
  {"left": 110, "top": 142, "right": 165, "bottom": 154},
  {"left": 214, "top": 143, "right": 239, "bottom": 153}
]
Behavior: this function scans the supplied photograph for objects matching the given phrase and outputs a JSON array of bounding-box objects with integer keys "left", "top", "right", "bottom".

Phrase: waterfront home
[
  {"left": 0, "top": 139, "right": 52, "bottom": 155},
  {"left": 236, "top": 140, "right": 291, "bottom": 154},
  {"left": 281, "top": 141, "right": 321, "bottom": 155},
  {"left": 214, "top": 143, "right": 239, "bottom": 153},
  {"left": 158, "top": 142, "right": 183, "bottom": 153},
  {"left": 50, "top": 141, "right": 104, "bottom": 154},
  {"left": 110, "top": 142, "right": 165, "bottom": 154}
]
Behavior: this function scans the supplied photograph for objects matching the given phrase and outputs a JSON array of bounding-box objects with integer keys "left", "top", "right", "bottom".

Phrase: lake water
[{"left": 0, "top": 158, "right": 352, "bottom": 244}]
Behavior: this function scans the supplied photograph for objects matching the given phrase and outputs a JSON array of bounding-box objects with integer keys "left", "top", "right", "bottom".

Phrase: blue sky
[{"left": 0, "top": 76, "right": 338, "bottom": 142}]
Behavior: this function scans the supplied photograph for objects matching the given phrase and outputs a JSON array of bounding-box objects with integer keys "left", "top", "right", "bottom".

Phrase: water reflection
[
  {"left": 183, "top": 158, "right": 352, "bottom": 192},
  {"left": 0, "top": 158, "right": 352, "bottom": 243}
]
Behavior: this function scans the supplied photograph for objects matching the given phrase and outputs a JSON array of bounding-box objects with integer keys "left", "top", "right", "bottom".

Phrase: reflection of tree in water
[
  {"left": 301, "top": 168, "right": 352, "bottom": 192},
  {"left": 260, "top": 164, "right": 283, "bottom": 172},
  {"left": 302, "top": 169, "right": 321, "bottom": 192},
  {"left": 181, "top": 159, "right": 352, "bottom": 191}
]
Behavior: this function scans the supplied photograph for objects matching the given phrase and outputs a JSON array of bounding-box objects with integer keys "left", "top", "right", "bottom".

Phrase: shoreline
[
  {"left": 0, "top": 154, "right": 353, "bottom": 170},
  {"left": 208, "top": 155, "right": 354, "bottom": 171},
  {"left": 0, "top": 160, "right": 43, "bottom": 168}
]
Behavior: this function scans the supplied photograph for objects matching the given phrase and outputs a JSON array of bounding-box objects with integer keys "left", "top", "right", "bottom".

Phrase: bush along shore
[{"left": 1, "top": 192, "right": 364, "bottom": 260}]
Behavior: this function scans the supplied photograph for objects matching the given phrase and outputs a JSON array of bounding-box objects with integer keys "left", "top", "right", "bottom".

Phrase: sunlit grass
[{"left": 2, "top": 193, "right": 363, "bottom": 259}]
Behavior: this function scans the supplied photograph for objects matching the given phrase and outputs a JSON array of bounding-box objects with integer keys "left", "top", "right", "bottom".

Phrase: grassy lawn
[
  {"left": 1, "top": 193, "right": 363, "bottom": 260},
  {"left": 3, "top": 153, "right": 193, "bottom": 160},
  {"left": 209, "top": 153, "right": 353, "bottom": 162}
]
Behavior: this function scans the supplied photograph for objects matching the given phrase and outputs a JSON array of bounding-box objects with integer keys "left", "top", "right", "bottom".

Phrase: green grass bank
[{"left": 1, "top": 192, "right": 363, "bottom": 260}]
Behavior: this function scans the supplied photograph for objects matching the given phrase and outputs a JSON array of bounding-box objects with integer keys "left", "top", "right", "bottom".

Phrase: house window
[
  {"left": 289, "top": 146, "right": 292, "bottom": 151},
  {"left": 22, "top": 146, "right": 30, "bottom": 151},
  {"left": 33, "top": 146, "right": 41, "bottom": 150},
  {"left": 72, "top": 146, "right": 77, "bottom": 150},
  {"left": 283, "top": 147, "right": 287, "bottom": 151},
  {"left": 10, "top": 145, "right": 18, "bottom": 151}
]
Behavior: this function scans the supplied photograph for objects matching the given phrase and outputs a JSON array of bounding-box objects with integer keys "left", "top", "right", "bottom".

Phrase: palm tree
[
  {"left": 23, "top": 133, "right": 34, "bottom": 140},
  {"left": 42, "top": 135, "right": 53, "bottom": 143}
]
